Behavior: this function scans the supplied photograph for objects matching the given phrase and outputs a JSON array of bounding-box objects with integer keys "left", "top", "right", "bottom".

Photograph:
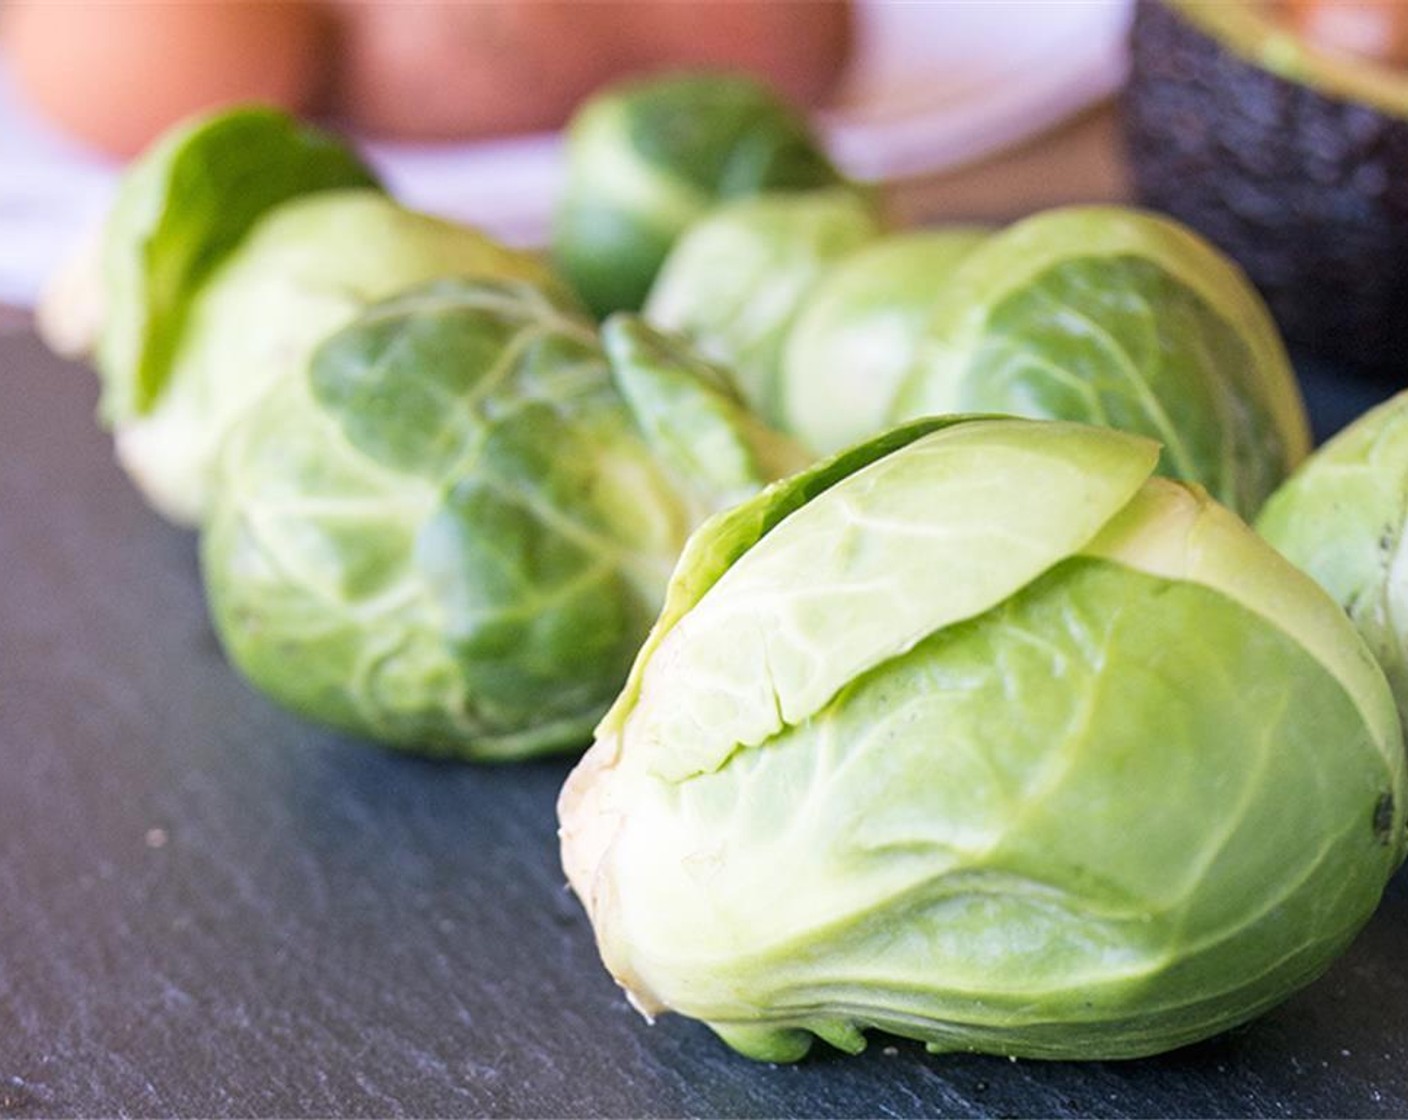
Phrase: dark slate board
[{"left": 3, "top": 325, "right": 1408, "bottom": 1119}]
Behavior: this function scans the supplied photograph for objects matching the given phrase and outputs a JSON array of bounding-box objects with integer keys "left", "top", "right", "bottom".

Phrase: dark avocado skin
[{"left": 1122, "top": 0, "right": 1408, "bottom": 377}]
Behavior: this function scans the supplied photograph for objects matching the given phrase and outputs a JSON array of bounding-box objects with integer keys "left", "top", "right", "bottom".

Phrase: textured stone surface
[{"left": 1, "top": 328, "right": 1406, "bottom": 1117}]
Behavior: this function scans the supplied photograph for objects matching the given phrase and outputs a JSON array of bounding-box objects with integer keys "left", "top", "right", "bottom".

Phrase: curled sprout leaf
[{"left": 96, "top": 105, "right": 380, "bottom": 421}]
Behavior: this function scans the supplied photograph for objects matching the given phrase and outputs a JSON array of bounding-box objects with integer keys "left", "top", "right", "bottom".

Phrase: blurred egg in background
[
  {"left": 328, "top": 1, "right": 851, "bottom": 140},
  {"left": 1, "top": 0, "right": 331, "bottom": 157},
  {"left": 0, "top": 0, "right": 853, "bottom": 155}
]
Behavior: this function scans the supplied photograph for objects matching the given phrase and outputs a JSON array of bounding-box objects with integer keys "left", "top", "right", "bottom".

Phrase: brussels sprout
[
  {"left": 1258, "top": 390, "right": 1408, "bottom": 724},
  {"left": 777, "top": 228, "right": 991, "bottom": 454},
  {"left": 94, "top": 105, "right": 380, "bottom": 420},
  {"left": 867, "top": 207, "right": 1309, "bottom": 519},
  {"left": 552, "top": 71, "right": 847, "bottom": 319},
  {"left": 202, "top": 281, "right": 808, "bottom": 759},
  {"left": 114, "top": 189, "right": 558, "bottom": 525},
  {"left": 644, "top": 188, "right": 882, "bottom": 425},
  {"left": 560, "top": 416, "right": 1404, "bottom": 1062}
]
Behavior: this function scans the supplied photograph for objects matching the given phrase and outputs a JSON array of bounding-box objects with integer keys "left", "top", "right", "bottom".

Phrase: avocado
[{"left": 1122, "top": 0, "right": 1408, "bottom": 376}]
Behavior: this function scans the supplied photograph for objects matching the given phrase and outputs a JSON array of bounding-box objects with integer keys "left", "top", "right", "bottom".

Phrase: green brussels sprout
[
  {"left": 58, "top": 105, "right": 557, "bottom": 526},
  {"left": 832, "top": 206, "right": 1308, "bottom": 520},
  {"left": 644, "top": 188, "right": 882, "bottom": 425},
  {"left": 560, "top": 416, "right": 1405, "bottom": 1062},
  {"left": 552, "top": 71, "right": 847, "bottom": 319},
  {"left": 202, "top": 280, "right": 808, "bottom": 759},
  {"left": 777, "top": 228, "right": 991, "bottom": 454},
  {"left": 113, "top": 189, "right": 558, "bottom": 525},
  {"left": 1258, "top": 390, "right": 1408, "bottom": 724},
  {"left": 95, "top": 105, "right": 380, "bottom": 421}
]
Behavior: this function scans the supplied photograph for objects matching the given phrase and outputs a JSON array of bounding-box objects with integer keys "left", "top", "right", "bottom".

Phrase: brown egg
[
  {"left": 328, "top": 0, "right": 852, "bottom": 142},
  {"left": 2, "top": 1, "right": 330, "bottom": 157},
  {"left": 628, "top": 0, "right": 853, "bottom": 108},
  {"left": 1282, "top": 0, "right": 1408, "bottom": 67},
  {"left": 329, "top": 1, "right": 626, "bottom": 141}
]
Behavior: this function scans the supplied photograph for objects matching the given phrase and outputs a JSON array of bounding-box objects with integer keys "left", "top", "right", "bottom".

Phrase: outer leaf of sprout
[{"left": 95, "top": 105, "right": 379, "bottom": 421}]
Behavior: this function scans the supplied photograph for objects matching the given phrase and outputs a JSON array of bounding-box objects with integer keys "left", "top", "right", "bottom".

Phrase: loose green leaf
[{"left": 98, "top": 105, "right": 379, "bottom": 420}]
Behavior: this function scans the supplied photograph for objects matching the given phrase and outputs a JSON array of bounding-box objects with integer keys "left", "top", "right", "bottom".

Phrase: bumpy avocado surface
[{"left": 1122, "top": 0, "right": 1408, "bottom": 376}]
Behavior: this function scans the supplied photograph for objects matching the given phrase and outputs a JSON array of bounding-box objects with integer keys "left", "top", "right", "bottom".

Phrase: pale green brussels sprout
[
  {"left": 202, "top": 280, "right": 808, "bottom": 759},
  {"left": 73, "top": 106, "right": 556, "bottom": 526},
  {"left": 644, "top": 188, "right": 882, "bottom": 425},
  {"left": 790, "top": 206, "right": 1305, "bottom": 519},
  {"left": 552, "top": 70, "right": 847, "bottom": 319},
  {"left": 1258, "top": 390, "right": 1408, "bottom": 724},
  {"left": 777, "top": 228, "right": 990, "bottom": 454},
  {"left": 560, "top": 416, "right": 1405, "bottom": 1062}
]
